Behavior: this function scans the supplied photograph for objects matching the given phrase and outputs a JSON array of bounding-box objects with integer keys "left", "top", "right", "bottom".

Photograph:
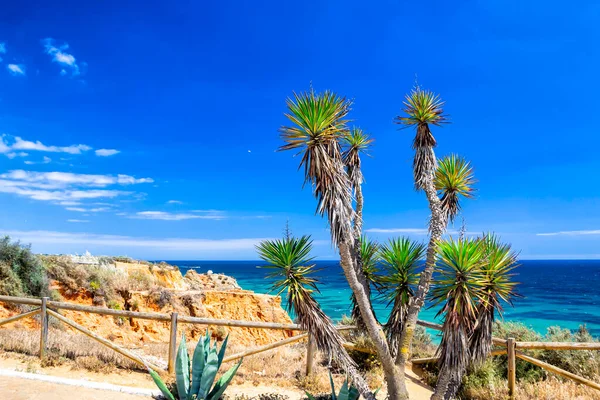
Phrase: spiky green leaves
[
  {"left": 378, "top": 238, "right": 424, "bottom": 355},
  {"left": 148, "top": 332, "right": 242, "bottom": 400},
  {"left": 278, "top": 87, "right": 354, "bottom": 244},
  {"left": 342, "top": 127, "right": 373, "bottom": 188},
  {"left": 359, "top": 236, "right": 380, "bottom": 285},
  {"left": 395, "top": 87, "right": 448, "bottom": 190},
  {"left": 435, "top": 155, "right": 475, "bottom": 223},
  {"left": 257, "top": 236, "right": 355, "bottom": 369},
  {"left": 306, "top": 372, "right": 360, "bottom": 400}
]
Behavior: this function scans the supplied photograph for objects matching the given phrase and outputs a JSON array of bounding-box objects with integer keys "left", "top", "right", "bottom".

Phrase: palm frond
[
  {"left": 470, "top": 233, "right": 519, "bottom": 365},
  {"left": 378, "top": 238, "right": 425, "bottom": 355},
  {"left": 342, "top": 127, "right": 373, "bottom": 189},
  {"left": 394, "top": 87, "right": 448, "bottom": 190},
  {"left": 432, "top": 237, "right": 485, "bottom": 380},
  {"left": 435, "top": 155, "right": 476, "bottom": 222},
  {"left": 350, "top": 236, "right": 381, "bottom": 325},
  {"left": 256, "top": 236, "right": 355, "bottom": 369},
  {"left": 278, "top": 87, "right": 354, "bottom": 244}
]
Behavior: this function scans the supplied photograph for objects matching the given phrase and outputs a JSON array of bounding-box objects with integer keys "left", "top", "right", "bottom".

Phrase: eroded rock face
[{"left": 0, "top": 260, "right": 293, "bottom": 347}]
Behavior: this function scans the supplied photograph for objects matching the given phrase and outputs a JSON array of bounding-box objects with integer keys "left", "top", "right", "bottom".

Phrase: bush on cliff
[{"left": 0, "top": 236, "right": 49, "bottom": 297}]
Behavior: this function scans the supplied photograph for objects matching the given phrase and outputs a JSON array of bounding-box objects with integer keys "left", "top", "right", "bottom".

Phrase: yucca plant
[
  {"left": 378, "top": 238, "right": 425, "bottom": 357},
  {"left": 435, "top": 154, "right": 476, "bottom": 223},
  {"left": 148, "top": 332, "right": 242, "bottom": 400},
  {"left": 256, "top": 235, "right": 354, "bottom": 369},
  {"left": 430, "top": 238, "right": 486, "bottom": 400},
  {"left": 305, "top": 372, "right": 360, "bottom": 400},
  {"left": 350, "top": 236, "right": 380, "bottom": 328},
  {"left": 470, "top": 233, "right": 519, "bottom": 365}
]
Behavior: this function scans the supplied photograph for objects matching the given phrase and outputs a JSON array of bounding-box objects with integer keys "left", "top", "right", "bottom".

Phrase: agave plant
[
  {"left": 435, "top": 154, "right": 476, "bottom": 223},
  {"left": 305, "top": 372, "right": 360, "bottom": 400},
  {"left": 378, "top": 238, "right": 425, "bottom": 357},
  {"left": 148, "top": 332, "right": 242, "bottom": 400},
  {"left": 430, "top": 238, "right": 486, "bottom": 400},
  {"left": 470, "top": 233, "right": 519, "bottom": 365}
]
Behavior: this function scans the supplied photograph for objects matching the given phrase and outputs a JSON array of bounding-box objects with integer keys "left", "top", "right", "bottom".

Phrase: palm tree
[
  {"left": 378, "top": 238, "right": 425, "bottom": 357},
  {"left": 350, "top": 236, "right": 380, "bottom": 326},
  {"left": 470, "top": 234, "right": 519, "bottom": 365},
  {"left": 342, "top": 128, "right": 375, "bottom": 329},
  {"left": 279, "top": 87, "right": 400, "bottom": 399},
  {"left": 430, "top": 237, "right": 486, "bottom": 400},
  {"left": 435, "top": 155, "right": 476, "bottom": 223},
  {"left": 393, "top": 88, "right": 453, "bottom": 389},
  {"left": 256, "top": 235, "right": 373, "bottom": 398}
]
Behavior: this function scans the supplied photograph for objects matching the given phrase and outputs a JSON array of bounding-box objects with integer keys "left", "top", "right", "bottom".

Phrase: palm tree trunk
[
  {"left": 339, "top": 238, "right": 403, "bottom": 399},
  {"left": 430, "top": 366, "right": 453, "bottom": 400},
  {"left": 394, "top": 169, "right": 446, "bottom": 394}
]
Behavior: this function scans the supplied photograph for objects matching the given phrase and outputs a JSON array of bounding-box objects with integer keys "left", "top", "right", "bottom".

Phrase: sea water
[{"left": 168, "top": 259, "right": 600, "bottom": 338}]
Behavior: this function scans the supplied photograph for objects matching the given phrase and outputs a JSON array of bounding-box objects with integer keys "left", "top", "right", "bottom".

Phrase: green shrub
[
  {"left": 42, "top": 255, "right": 89, "bottom": 293},
  {"left": 0, "top": 236, "right": 48, "bottom": 297},
  {"left": 0, "top": 261, "right": 25, "bottom": 297}
]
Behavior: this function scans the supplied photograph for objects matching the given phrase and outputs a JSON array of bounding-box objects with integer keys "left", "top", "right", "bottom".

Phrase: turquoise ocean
[{"left": 168, "top": 260, "right": 600, "bottom": 339}]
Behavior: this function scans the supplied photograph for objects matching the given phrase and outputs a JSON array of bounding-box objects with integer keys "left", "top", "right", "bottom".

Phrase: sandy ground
[{"left": 0, "top": 355, "right": 432, "bottom": 399}]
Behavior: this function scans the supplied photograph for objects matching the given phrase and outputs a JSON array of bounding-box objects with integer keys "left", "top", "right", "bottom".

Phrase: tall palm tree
[
  {"left": 435, "top": 155, "right": 476, "bottom": 223},
  {"left": 378, "top": 238, "right": 425, "bottom": 357},
  {"left": 430, "top": 238, "right": 486, "bottom": 400},
  {"left": 342, "top": 128, "right": 375, "bottom": 329},
  {"left": 393, "top": 88, "right": 452, "bottom": 391},
  {"left": 278, "top": 88, "right": 396, "bottom": 399},
  {"left": 470, "top": 234, "right": 519, "bottom": 365}
]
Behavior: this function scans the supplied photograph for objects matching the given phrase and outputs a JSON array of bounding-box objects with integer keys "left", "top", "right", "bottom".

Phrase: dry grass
[{"left": 463, "top": 376, "right": 600, "bottom": 400}]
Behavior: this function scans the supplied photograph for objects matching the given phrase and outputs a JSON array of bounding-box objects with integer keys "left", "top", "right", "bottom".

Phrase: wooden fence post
[
  {"left": 40, "top": 297, "right": 49, "bottom": 361},
  {"left": 507, "top": 337, "right": 516, "bottom": 398},
  {"left": 305, "top": 332, "right": 316, "bottom": 376},
  {"left": 168, "top": 312, "right": 178, "bottom": 374}
]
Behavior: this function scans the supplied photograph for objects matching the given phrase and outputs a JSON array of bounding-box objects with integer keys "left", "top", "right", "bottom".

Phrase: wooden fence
[{"left": 1, "top": 295, "right": 599, "bottom": 399}]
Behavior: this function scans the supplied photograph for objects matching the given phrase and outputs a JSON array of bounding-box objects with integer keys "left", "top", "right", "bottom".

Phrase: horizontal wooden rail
[
  {"left": 224, "top": 332, "right": 309, "bottom": 363},
  {"left": 516, "top": 351, "right": 600, "bottom": 391},
  {"left": 411, "top": 349, "right": 508, "bottom": 365},
  {"left": 416, "top": 318, "right": 506, "bottom": 346},
  {"left": 516, "top": 342, "right": 600, "bottom": 350},
  {"left": 0, "top": 308, "right": 40, "bottom": 327},
  {"left": 47, "top": 309, "right": 163, "bottom": 372}
]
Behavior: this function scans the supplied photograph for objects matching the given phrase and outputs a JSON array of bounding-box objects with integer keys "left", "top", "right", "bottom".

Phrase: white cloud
[
  {"left": 130, "top": 211, "right": 225, "bottom": 221},
  {"left": 1, "top": 170, "right": 153, "bottom": 188},
  {"left": 95, "top": 149, "right": 120, "bottom": 157},
  {"left": 0, "top": 230, "right": 269, "bottom": 252},
  {"left": 167, "top": 200, "right": 183, "bottom": 204},
  {"left": 67, "top": 219, "right": 89, "bottom": 223},
  {"left": 0, "top": 42, "right": 5, "bottom": 54},
  {"left": 12, "top": 137, "right": 91, "bottom": 154},
  {"left": 42, "top": 38, "right": 84, "bottom": 77},
  {"left": 7, "top": 64, "right": 25, "bottom": 76},
  {"left": 66, "top": 207, "right": 110, "bottom": 213},
  {"left": 5, "top": 152, "right": 28, "bottom": 159},
  {"left": 537, "top": 230, "right": 600, "bottom": 236},
  {"left": 365, "top": 228, "right": 429, "bottom": 235}
]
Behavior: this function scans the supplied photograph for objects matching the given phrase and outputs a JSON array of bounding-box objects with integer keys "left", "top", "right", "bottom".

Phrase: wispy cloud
[
  {"left": 7, "top": 64, "right": 25, "bottom": 76},
  {"left": 0, "top": 42, "right": 5, "bottom": 62},
  {"left": 167, "top": 200, "right": 183, "bottom": 205},
  {"left": 365, "top": 228, "right": 429, "bottom": 234},
  {"left": 0, "top": 170, "right": 152, "bottom": 206},
  {"left": 65, "top": 207, "right": 110, "bottom": 213},
  {"left": 130, "top": 211, "right": 225, "bottom": 221},
  {"left": 12, "top": 137, "right": 91, "bottom": 154},
  {"left": 95, "top": 149, "right": 120, "bottom": 157},
  {"left": 67, "top": 219, "right": 89, "bottom": 223},
  {"left": 1, "top": 230, "right": 270, "bottom": 252},
  {"left": 6, "top": 152, "right": 28, "bottom": 159},
  {"left": 42, "top": 38, "right": 85, "bottom": 77},
  {"left": 24, "top": 156, "right": 52, "bottom": 165},
  {"left": 537, "top": 230, "right": 600, "bottom": 236}
]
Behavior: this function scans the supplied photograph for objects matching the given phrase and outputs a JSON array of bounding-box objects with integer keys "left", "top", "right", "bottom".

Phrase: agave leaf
[
  {"left": 189, "top": 335, "right": 206, "bottom": 399},
  {"left": 148, "top": 368, "right": 175, "bottom": 400},
  {"left": 329, "top": 372, "right": 337, "bottom": 400},
  {"left": 175, "top": 335, "right": 190, "bottom": 400},
  {"left": 348, "top": 385, "right": 360, "bottom": 400},
  {"left": 305, "top": 392, "right": 318, "bottom": 400},
  {"left": 206, "top": 359, "right": 243, "bottom": 400},
  {"left": 198, "top": 344, "right": 219, "bottom": 399},
  {"left": 217, "top": 335, "right": 229, "bottom": 368},
  {"left": 338, "top": 380, "right": 350, "bottom": 400}
]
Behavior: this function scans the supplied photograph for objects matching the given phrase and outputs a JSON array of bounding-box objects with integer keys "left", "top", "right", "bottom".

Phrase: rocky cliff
[{"left": 0, "top": 259, "right": 294, "bottom": 347}]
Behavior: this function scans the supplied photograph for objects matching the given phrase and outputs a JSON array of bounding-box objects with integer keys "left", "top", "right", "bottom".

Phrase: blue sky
[{"left": 1, "top": 0, "right": 599, "bottom": 259}]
